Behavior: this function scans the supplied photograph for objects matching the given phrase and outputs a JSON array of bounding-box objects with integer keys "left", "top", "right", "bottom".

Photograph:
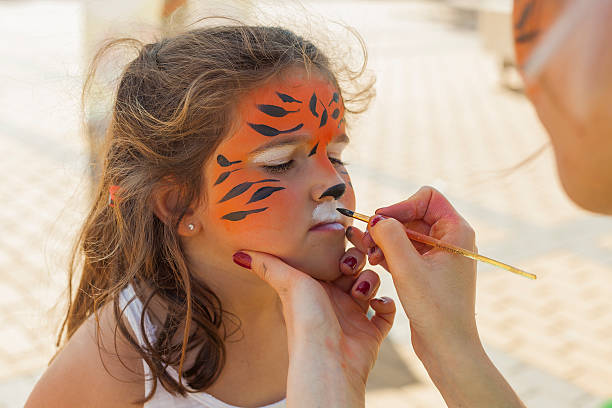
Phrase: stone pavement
[{"left": 1, "top": 1, "right": 611, "bottom": 407}]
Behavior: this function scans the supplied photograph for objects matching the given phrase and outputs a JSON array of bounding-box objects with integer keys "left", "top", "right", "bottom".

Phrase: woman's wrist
[
  {"left": 287, "top": 338, "right": 365, "bottom": 408},
  {"left": 415, "top": 332, "right": 487, "bottom": 382},
  {"left": 414, "top": 333, "right": 525, "bottom": 408},
  {"left": 413, "top": 324, "right": 483, "bottom": 364}
]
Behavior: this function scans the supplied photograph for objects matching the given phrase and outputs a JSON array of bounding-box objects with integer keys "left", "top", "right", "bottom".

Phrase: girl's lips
[{"left": 309, "top": 222, "right": 345, "bottom": 232}]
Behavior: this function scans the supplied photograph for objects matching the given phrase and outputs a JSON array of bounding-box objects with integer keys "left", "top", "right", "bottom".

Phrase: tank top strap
[
  {"left": 117, "top": 283, "right": 287, "bottom": 408},
  {"left": 117, "top": 283, "right": 157, "bottom": 348}
]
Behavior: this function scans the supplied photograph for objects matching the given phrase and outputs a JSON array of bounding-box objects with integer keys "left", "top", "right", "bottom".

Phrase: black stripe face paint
[{"left": 208, "top": 72, "right": 353, "bottom": 228}]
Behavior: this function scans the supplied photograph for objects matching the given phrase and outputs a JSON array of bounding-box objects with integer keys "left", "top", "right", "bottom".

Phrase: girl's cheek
[{"left": 210, "top": 174, "right": 298, "bottom": 235}]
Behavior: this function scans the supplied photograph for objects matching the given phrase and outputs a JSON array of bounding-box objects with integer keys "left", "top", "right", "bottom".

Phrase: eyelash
[{"left": 263, "top": 157, "right": 346, "bottom": 174}]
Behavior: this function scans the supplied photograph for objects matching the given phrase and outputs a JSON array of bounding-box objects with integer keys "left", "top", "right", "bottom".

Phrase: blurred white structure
[{"left": 476, "top": 0, "right": 523, "bottom": 90}]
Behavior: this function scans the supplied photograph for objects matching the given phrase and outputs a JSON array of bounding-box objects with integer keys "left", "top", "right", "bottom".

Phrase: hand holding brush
[
  {"left": 339, "top": 186, "right": 526, "bottom": 407},
  {"left": 337, "top": 209, "right": 535, "bottom": 280}
]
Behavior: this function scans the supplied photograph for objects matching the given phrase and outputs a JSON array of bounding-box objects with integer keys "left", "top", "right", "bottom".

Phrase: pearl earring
[{"left": 188, "top": 223, "right": 195, "bottom": 231}]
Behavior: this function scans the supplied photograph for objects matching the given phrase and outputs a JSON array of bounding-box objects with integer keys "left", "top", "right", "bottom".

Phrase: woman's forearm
[{"left": 417, "top": 337, "right": 525, "bottom": 408}]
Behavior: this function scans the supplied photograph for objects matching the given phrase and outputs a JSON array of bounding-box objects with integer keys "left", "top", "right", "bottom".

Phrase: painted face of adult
[
  {"left": 190, "top": 68, "right": 355, "bottom": 281},
  {"left": 513, "top": 0, "right": 612, "bottom": 213}
]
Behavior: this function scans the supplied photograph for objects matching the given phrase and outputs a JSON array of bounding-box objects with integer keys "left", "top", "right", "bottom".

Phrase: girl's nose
[
  {"left": 315, "top": 183, "right": 346, "bottom": 201},
  {"left": 310, "top": 147, "right": 348, "bottom": 202}
]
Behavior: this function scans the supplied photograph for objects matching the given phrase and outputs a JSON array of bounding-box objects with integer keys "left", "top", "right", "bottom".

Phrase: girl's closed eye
[
  {"left": 263, "top": 160, "right": 295, "bottom": 174},
  {"left": 263, "top": 156, "right": 346, "bottom": 174},
  {"left": 329, "top": 157, "right": 345, "bottom": 166}
]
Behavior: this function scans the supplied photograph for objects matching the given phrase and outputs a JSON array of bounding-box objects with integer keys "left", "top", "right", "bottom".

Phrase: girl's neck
[
  {"left": 187, "top": 261, "right": 289, "bottom": 405},
  {"left": 190, "top": 256, "right": 285, "bottom": 334}
]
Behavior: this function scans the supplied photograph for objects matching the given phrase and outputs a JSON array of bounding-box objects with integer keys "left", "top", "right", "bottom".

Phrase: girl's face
[{"left": 192, "top": 69, "right": 355, "bottom": 281}]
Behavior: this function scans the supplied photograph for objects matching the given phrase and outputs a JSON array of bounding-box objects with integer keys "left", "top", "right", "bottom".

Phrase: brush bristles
[{"left": 336, "top": 208, "right": 354, "bottom": 217}]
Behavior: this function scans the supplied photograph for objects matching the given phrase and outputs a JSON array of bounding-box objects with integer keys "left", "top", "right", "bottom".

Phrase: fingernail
[
  {"left": 345, "top": 226, "right": 353, "bottom": 239},
  {"left": 362, "top": 231, "right": 373, "bottom": 246},
  {"left": 343, "top": 256, "right": 357, "bottom": 269},
  {"left": 356, "top": 281, "right": 371, "bottom": 295},
  {"left": 375, "top": 296, "right": 391, "bottom": 303},
  {"left": 370, "top": 215, "right": 386, "bottom": 227},
  {"left": 233, "top": 252, "right": 252, "bottom": 269},
  {"left": 367, "top": 246, "right": 377, "bottom": 256}
]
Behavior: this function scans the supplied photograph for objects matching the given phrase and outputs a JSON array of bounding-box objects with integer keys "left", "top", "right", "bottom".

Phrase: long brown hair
[{"left": 57, "top": 24, "right": 374, "bottom": 402}]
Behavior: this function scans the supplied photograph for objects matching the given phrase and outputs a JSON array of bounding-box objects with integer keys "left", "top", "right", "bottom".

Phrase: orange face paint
[
  {"left": 198, "top": 70, "right": 353, "bottom": 280},
  {"left": 205, "top": 70, "right": 353, "bottom": 240}
]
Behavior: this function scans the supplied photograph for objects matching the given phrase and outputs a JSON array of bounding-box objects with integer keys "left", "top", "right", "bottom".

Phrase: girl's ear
[{"left": 151, "top": 181, "right": 199, "bottom": 236}]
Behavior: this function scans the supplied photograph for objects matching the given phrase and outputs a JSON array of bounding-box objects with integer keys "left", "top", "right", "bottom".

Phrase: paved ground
[{"left": 1, "top": 1, "right": 611, "bottom": 407}]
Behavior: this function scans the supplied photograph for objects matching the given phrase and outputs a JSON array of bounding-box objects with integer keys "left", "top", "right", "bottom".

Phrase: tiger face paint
[{"left": 193, "top": 69, "right": 355, "bottom": 281}]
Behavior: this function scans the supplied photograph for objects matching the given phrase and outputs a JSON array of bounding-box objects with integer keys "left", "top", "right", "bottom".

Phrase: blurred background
[{"left": 1, "top": 0, "right": 612, "bottom": 407}]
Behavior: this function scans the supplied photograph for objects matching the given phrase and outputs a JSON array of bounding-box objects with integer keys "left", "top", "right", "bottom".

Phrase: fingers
[
  {"left": 332, "top": 267, "right": 380, "bottom": 310},
  {"left": 235, "top": 250, "right": 309, "bottom": 300},
  {"left": 373, "top": 186, "right": 432, "bottom": 223},
  {"left": 360, "top": 220, "right": 431, "bottom": 255},
  {"left": 349, "top": 269, "right": 380, "bottom": 313},
  {"left": 429, "top": 217, "right": 476, "bottom": 251},
  {"left": 339, "top": 246, "right": 367, "bottom": 276},
  {"left": 374, "top": 186, "right": 475, "bottom": 250},
  {"left": 369, "top": 297, "right": 396, "bottom": 338},
  {"left": 334, "top": 246, "right": 367, "bottom": 293},
  {"left": 352, "top": 229, "right": 391, "bottom": 267},
  {"left": 367, "top": 217, "right": 422, "bottom": 276},
  {"left": 346, "top": 226, "right": 369, "bottom": 253},
  {"left": 375, "top": 186, "right": 464, "bottom": 227},
  {"left": 356, "top": 228, "right": 399, "bottom": 260},
  {"left": 361, "top": 230, "right": 375, "bottom": 250},
  {"left": 367, "top": 245, "right": 385, "bottom": 266}
]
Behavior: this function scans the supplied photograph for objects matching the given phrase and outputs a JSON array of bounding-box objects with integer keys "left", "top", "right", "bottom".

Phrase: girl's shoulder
[{"left": 25, "top": 301, "right": 145, "bottom": 408}]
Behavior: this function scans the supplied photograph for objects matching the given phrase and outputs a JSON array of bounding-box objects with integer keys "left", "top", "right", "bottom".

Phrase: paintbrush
[{"left": 337, "top": 208, "right": 536, "bottom": 280}]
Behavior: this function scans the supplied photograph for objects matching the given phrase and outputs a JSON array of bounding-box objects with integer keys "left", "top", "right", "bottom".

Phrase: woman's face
[
  {"left": 513, "top": 0, "right": 612, "bottom": 213},
  {"left": 191, "top": 69, "right": 355, "bottom": 281}
]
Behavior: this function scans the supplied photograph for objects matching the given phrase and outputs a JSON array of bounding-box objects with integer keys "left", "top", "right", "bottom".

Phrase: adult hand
[
  {"left": 352, "top": 186, "right": 478, "bottom": 357},
  {"left": 350, "top": 186, "right": 524, "bottom": 408},
  {"left": 232, "top": 245, "right": 395, "bottom": 408}
]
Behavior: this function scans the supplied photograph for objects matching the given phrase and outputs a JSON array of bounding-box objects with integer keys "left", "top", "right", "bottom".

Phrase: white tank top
[{"left": 118, "top": 283, "right": 287, "bottom": 408}]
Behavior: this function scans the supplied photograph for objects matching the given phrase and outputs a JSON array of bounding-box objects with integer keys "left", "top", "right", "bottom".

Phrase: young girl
[{"left": 26, "top": 25, "right": 389, "bottom": 407}]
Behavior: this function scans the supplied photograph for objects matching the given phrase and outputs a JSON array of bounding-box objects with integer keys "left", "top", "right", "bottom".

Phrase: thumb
[
  {"left": 234, "top": 251, "right": 336, "bottom": 338},
  {"left": 233, "top": 250, "right": 309, "bottom": 299},
  {"left": 367, "top": 217, "right": 422, "bottom": 276},
  {"left": 369, "top": 296, "right": 396, "bottom": 339}
]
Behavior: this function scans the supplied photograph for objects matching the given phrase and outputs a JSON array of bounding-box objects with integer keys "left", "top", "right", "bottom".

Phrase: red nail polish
[
  {"left": 343, "top": 256, "right": 357, "bottom": 269},
  {"left": 356, "top": 281, "right": 370, "bottom": 295},
  {"left": 370, "top": 215, "right": 386, "bottom": 227},
  {"left": 233, "top": 252, "right": 252, "bottom": 269}
]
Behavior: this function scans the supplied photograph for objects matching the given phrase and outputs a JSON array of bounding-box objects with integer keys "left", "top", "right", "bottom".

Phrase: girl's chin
[
  {"left": 243, "top": 236, "right": 346, "bottom": 281},
  {"left": 287, "top": 250, "right": 345, "bottom": 282},
  {"left": 308, "top": 268, "right": 343, "bottom": 282}
]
